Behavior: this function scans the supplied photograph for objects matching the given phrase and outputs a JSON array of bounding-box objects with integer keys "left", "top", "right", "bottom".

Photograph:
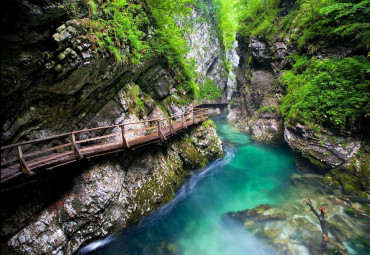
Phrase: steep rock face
[
  {"left": 7, "top": 121, "right": 223, "bottom": 255},
  {"left": 228, "top": 36, "right": 287, "bottom": 144},
  {"left": 0, "top": 1, "right": 227, "bottom": 254},
  {"left": 1, "top": 8, "right": 171, "bottom": 144},
  {"left": 184, "top": 6, "right": 238, "bottom": 101},
  {"left": 225, "top": 41, "right": 240, "bottom": 101},
  {"left": 284, "top": 124, "right": 361, "bottom": 169},
  {"left": 284, "top": 124, "right": 369, "bottom": 196}
]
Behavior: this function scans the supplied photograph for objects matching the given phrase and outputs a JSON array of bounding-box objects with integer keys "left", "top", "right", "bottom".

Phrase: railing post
[
  {"left": 17, "top": 145, "right": 33, "bottom": 174},
  {"left": 70, "top": 132, "right": 83, "bottom": 159},
  {"left": 157, "top": 120, "right": 161, "bottom": 139},
  {"left": 121, "top": 124, "right": 130, "bottom": 148},
  {"left": 182, "top": 114, "right": 187, "bottom": 129},
  {"left": 169, "top": 117, "right": 174, "bottom": 135}
]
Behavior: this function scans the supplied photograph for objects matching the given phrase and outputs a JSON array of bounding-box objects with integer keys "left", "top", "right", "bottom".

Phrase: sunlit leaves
[{"left": 280, "top": 56, "right": 370, "bottom": 130}]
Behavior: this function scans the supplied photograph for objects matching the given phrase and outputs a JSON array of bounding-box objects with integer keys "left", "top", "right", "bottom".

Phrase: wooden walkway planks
[{"left": 1, "top": 109, "right": 208, "bottom": 184}]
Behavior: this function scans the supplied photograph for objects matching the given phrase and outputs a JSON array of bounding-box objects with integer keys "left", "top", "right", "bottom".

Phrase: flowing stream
[{"left": 79, "top": 116, "right": 369, "bottom": 255}]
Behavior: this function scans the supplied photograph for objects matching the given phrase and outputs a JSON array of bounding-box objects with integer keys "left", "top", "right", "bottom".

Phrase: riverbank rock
[
  {"left": 7, "top": 122, "right": 223, "bottom": 255},
  {"left": 284, "top": 123, "right": 369, "bottom": 197},
  {"left": 284, "top": 124, "right": 361, "bottom": 169}
]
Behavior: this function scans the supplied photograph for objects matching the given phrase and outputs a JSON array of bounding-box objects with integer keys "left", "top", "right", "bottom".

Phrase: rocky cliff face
[
  {"left": 6, "top": 121, "right": 223, "bottom": 254},
  {"left": 184, "top": 5, "right": 238, "bottom": 102},
  {"left": 0, "top": 0, "right": 177, "bottom": 145},
  {"left": 0, "top": 0, "right": 228, "bottom": 254},
  {"left": 228, "top": 4, "right": 369, "bottom": 196},
  {"left": 227, "top": 36, "right": 288, "bottom": 144}
]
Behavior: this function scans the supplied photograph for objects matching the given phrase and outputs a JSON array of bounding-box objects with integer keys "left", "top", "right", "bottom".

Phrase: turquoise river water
[{"left": 78, "top": 117, "right": 369, "bottom": 255}]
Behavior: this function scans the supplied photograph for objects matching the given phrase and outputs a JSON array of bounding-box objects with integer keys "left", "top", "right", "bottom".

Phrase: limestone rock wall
[
  {"left": 0, "top": 1, "right": 227, "bottom": 254},
  {"left": 227, "top": 36, "right": 287, "bottom": 144},
  {"left": 228, "top": 8, "right": 369, "bottom": 196},
  {"left": 6, "top": 121, "right": 223, "bottom": 255},
  {"left": 184, "top": 5, "right": 238, "bottom": 102}
]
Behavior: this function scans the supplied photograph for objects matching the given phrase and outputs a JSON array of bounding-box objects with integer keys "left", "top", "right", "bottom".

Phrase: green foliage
[
  {"left": 280, "top": 56, "right": 370, "bottom": 131},
  {"left": 236, "top": 0, "right": 369, "bottom": 49},
  {"left": 283, "top": 0, "right": 370, "bottom": 49},
  {"left": 258, "top": 105, "right": 277, "bottom": 113},
  {"left": 129, "top": 84, "right": 145, "bottom": 114},
  {"left": 82, "top": 0, "right": 204, "bottom": 100},
  {"left": 236, "top": 0, "right": 280, "bottom": 40},
  {"left": 212, "top": 0, "right": 238, "bottom": 49},
  {"left": 198, "top": 79, "right": 222, "bottom": 100},
  {"left": 146, "top": 0, "right": 199, "bottom": 98},
  {"left": 202, "top": 119, "right": 216, "bottom": 129},
  {"left": 86, "top": 0, "right": 150, "bottom": 65}
]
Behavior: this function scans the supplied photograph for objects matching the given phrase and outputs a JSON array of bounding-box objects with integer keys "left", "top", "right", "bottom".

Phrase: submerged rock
[{"left": 224, "top": 172, "right": 370, "bottom": 255}]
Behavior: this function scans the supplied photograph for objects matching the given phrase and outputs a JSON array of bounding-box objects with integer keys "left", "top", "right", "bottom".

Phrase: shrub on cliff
[
  {"left": 84, "top": 0, "right": 198, "bottom": 100},
  {"left": 198, "top": 79, "right": 222, "bottom": 100},
  {"left": 280, "top": 56, "right": 370, "bottom": 131}
]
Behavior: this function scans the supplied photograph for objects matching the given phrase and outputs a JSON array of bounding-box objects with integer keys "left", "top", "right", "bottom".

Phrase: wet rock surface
[
  {"left": 225, "top": 174, "right": 370, "bottom": 255},
  {"left": 6, "top": 122, "right": 223, "bottom": 255},
  {"left": 228, "top": 36, "right": 287, "bottom": 144},
  {"left": 284, "top": 124, "right": 361, "bottom": 169}
]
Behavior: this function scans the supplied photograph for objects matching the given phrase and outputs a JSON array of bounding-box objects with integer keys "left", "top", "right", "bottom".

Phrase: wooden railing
[{"left": 1, "top": 108, "right": 208, "bottom": 183}]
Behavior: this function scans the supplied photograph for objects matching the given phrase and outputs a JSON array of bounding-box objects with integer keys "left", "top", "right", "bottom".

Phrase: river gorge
[
  {"left": 78, "top": 117, "right": 370, "bottom": 255},
  {"left": 1, "top": 0, "right": 369, "bottom": 254}
]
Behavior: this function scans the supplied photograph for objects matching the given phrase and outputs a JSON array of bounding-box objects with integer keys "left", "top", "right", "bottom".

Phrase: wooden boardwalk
[{"left": 1, "top": 109, "right": 209, "bottom": 184}]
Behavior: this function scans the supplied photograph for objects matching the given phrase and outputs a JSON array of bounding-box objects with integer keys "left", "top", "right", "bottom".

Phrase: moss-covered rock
[
  {"left": 325, "top": 154, "right": 370, "bottom": 197},
  {"left": 7, "top": 119, "right": 223, "bottom": 255}
]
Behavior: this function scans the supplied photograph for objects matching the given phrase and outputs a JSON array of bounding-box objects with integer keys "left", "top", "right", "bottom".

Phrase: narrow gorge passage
[
  {"left": 73, "top": 117, "right": 315, "bottom": 254},
  {"left": 79, "top": 117, "right": 370, "bottom": 255}
]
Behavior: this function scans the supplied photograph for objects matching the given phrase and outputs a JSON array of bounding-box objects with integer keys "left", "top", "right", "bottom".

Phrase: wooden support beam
[
  {"left": 17, "top": 146, "right": 33, "bottom": 175},
  {"left": 169, "top": 118, "right": 175, "bottom": 135},
  {"left": 182, "top": 114, "right": 187, "bottom": 129},
  {"left": 70, "top": 133, "right": 83, "bottom": 159},
  {"left": 121, "top": 125, "right": 130, "bottom": 148},
  {"left": 157, "top": 120, "right": 166, "bottom": 142},
  {"left": 159, "top": 130, "right": 167, "bottom": 142}
]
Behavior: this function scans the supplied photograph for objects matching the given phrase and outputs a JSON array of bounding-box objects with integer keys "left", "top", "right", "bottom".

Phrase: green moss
[
  {"left": 280, "top": 56, "right": 370, "bottom": 131},
  {"left": 198, "top": 79, "right": 222, "bottom": 101},
  {"left": 127, "top": 84, "right": 145, "bottom": 116},
  {"left": 326, "top": 167, "right": 368, "bottom": 197},
  {"left": 202, "top": 119, "right": 216, "bottom": 129},
  {"left": 127, "top": 164, "right": 185, "bottom": 225},
  {"left": 258, "top": 106, "right": 277, "bottom": 113},
  {"left": 306, "top": 155, "right": 327, "bottom": 169},
  {"left": 154, "top": 101, "right": 170, "bottom": 118}
]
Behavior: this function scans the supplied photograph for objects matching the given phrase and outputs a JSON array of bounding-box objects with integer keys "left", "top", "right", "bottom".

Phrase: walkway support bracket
[
  {"left": 121, "top": 124, "right": 130, "bottom": 148},
  {"left": 169, "top": 118, "right": 175, "bottom": 135},
  {"left": 157, "top": 120, "right": 161, "bottom": 141},
  {"left": 17, "top": 145, "right": 33, "bottom": 175},
  {"left": 182, "top": 114, "right": 187, "bottom": 129},
  {"left": 70, "top": 133, "right": 83, "bottom": 159}
]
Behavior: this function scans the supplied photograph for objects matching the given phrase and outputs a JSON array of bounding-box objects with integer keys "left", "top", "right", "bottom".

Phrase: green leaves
[
  {"left": 86, "top": 0, "right": 149, "bottom": 64},
  {"left": 280, "top": 56, "right": 370, "bottom": 131},
  {"left": 198, "top": 79, "right": 222, "bottom": 100}
]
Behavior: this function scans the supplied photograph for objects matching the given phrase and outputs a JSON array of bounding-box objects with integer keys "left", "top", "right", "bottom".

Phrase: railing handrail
[{"left": 1, "top": 108, "right": 208, "bottom": 151}]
